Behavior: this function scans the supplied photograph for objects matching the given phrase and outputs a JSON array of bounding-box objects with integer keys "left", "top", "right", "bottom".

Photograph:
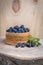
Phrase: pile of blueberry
[
  {"left": 6, "top": 25, "right": 30, "bottom": 33},
  {"left": 15, "top": 42, "right": 36, "bottom": 48}
]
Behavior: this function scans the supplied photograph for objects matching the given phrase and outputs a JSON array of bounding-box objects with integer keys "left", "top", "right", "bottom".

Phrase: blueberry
[
  {"left": 18, "top": 28, "right": 24, "bottom": 33},
  {"left": 31, "top": 43, "right": 35, "bottom": 47},
  {"left": 26, "top": 43, "right": 31, "bottom": 47},
  {"left": 18, "top": 31, "right": 22, "bottom": 33},
  {"left": 13, "top": 28, "right": 18, "bottom": 33},
  {"left": 15, "top": 43, "right": 20, "bottom": 48},
  {"left": 25, "top": 28, "right": 30, "bottom": 32},
  {"left": 14, "top": 26, "right": 19, "bottom": 30},
  {"left": 6, "top": 27, "right": 13, "bottom": 32},
  {"left": 6, "top": 29, "right": 10, "bottom": 32},
  {"left": 21, "top": 43, "right": 26, "bottom": 48},
  {"left": 18, "top": 28, "right": 21, "bottom": 33},
  {"left": 23, "top": 28, "right": 26, "bottom": 32},
  {"left": 9, "top": 27, "right": 14, "bottom": 32},
  {"left": 13, "top": 26, "right": 20, "bottom": 32},
  {"left": 18, "top": 28, "right": 22, "bottom": 33},
  {"left": 20, "top": 25, "right": 24, "bottom": 28},
  {"left": 31, "top": 41, "right": 35, "bottom": 47},
  {"left": 9, "top": 27, "right": 13, "bottom": 29},
  {"left": 19, "top": 28, "right": 24, "bottom": 32},
  {"left": 18, "top": 28, "right": 21, "bottom": 31},
  {"left": 21, "top": 28, "right": 24, "bottom": 33}
]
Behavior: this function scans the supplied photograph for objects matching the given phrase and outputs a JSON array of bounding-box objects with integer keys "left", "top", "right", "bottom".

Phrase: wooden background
[{"left": 0, "top": 0, "right": 43, "bottom": 39}]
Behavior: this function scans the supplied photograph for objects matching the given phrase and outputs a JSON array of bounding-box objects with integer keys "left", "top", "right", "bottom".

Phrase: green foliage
[{"left": 28, "top": 35, "right": 41, "bottom": 46}]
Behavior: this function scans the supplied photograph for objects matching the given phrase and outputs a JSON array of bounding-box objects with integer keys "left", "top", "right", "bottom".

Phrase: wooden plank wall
[{"left": 0, "top": 0, "right": 43, "bottom": 39}]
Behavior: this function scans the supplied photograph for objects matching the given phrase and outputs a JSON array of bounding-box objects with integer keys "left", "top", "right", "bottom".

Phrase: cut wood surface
[{"left": 0, "top": 37, "right": 43, "bottom": 60}]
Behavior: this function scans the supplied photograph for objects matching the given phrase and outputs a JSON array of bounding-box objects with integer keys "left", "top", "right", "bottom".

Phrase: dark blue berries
[
  {"left": 21, "top": 43, "right": 26, "bottom": 47},
  {"left": 26, "top": 43, "right": 31, "bottom": 47},
  {"left": 20, "top": 25, "right": 24, "bottom": 28},
  {"left": 15, "top": 43, "right": 20, "bottom": 48},
  {"left": 6, "top": 29, "right": 10, "bottom": 32},
  {"left": 13, "top": 28, "right": 18, "bottom": 33},
  {"left": 31, "top": 41, "right": 35, "bottom": 47},
  {"left": 15, "top": 42, "right": 36, "bottom": 48},
  {"left": 31, "top": 43, "right": 35, "bottom": 47},
  {"left": 18, "top": 28, "right": 24, "bottom": 33},
  {"left": 6, "top": 27, "right": 13, "bottom": 32},
  {"left": 6, "top": 25, "right": 30, "bottom": 33},
  {"left": 25, "top": 28, "right": 30, "bottom": 32},
  {"left": 14, "top": 26, "right": 19, "bottom": 30}
]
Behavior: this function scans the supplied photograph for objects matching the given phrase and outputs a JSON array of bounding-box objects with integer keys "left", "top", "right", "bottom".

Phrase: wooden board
[
  {"left": 0, "top": 0, "right": 43, "bottom": 39},
  {"left": 0, "top": 37, "right": 43, "bottom": 60}
]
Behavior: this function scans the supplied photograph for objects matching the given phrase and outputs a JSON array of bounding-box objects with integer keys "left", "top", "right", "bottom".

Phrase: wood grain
[
  {"left": 0, "top": 0, "right": 43, "bottom": 39},
  {"left": 33, "top": 0, "right": 38, "bottom": 2},
  {"left": 12, "top": 0, "right": 20, "bottom": 13}
]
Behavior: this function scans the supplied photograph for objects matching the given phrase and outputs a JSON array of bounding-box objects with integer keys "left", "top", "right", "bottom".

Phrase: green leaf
[
  {"left": 37, "top": 42, "right": 41, "bottom": 46},
  {"left": 35, "top": 41, "right": 41, "bottom": 46},
  {"left": 29, "top": 35, "right": 35, "bottom": 41},
  {"left": 34, "top": 38, "right": 40, "bottom": 42},
  {"left": 27, "top": 35, "right": 41, "bottom": 46}
]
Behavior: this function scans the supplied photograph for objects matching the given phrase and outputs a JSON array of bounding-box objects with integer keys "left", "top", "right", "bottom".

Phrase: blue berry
[
  {"left": 14, "top": 26, "right": 19, "bottom": 30},
  {"left": 20, "top": 25, "right": 24, "bottom": 28},
  {"left": 13, "top": 28, "right": 18, "bottom": 33},
  {"left": 26, "top": 28, "right": 30, "bottom": 32},
  {"left": 18, "top": 28, "right": 22, "bottom": 33},
  {"left": 9, "top": 27, "right": 13, "bottom": 29},
  {"left": 18, "top": 31, "right": 22, "bottom": 33},
  {"left": 21, "top": 28, "right": 24, "bottom": 33},
  {"left": 31, "top": 43, "right": 35, "bottom": 47},
  {"left": 13, "top": 26, "right": 20, "bottom": 33},
  {"left": 15, "top": 43, "right": 20, "bottom": 48},
  {"left": 26, "top": 43, "right": 31, "bottom": 47},
  {"left": 18, "top": 28, "right": 24, "bottom": 33},
  {"left": 6, "top": 25, "right": 30, "bottom": 33},
  {"left": 6, "top": 27, "right": 13, "bottom": 32},
  {"left": 6, "top": 29, "right": 10, "bottom": 32},
  {"left": 18, "top": 28, "right": 21, "bottom": 33},
  {"left": 31, "top": 41, "right": 35, "bottom": 47},
  {"left": 9, "top": 27, "right": 14, "bottom": 32},
  {"left": 18, "top": 28, "right": 21, "bottom": 31},
  {"left": 23, "top": 28, "right": 26, "bottom": 32},
  {"left": 21, "top": 43, "right": 26, "bottom": 48}
]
